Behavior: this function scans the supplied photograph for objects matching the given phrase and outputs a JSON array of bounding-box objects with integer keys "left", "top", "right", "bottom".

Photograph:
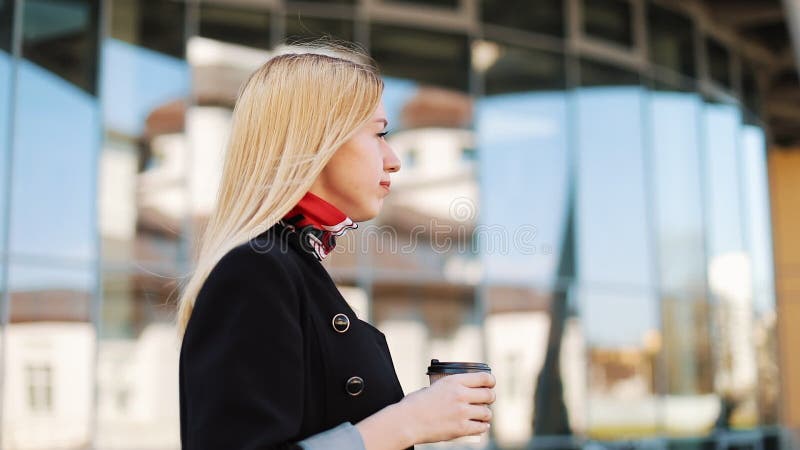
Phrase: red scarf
[{"left": 280, "top": 192, "right": 358, "bottom": 260}]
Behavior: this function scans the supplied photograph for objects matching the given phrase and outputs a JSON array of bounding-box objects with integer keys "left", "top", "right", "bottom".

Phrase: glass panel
[
  {"left": 11, "top": 2, "right": 100, "bottom": 264},
  {"left": 4, "top": 264, "right": 95, "bottom": 449},
  {"left": 740, "top": 126, "right": 779, "bottom": 426},
  {"left": 583, "top": 0, "right": 633, "bottom": 48},
  {"left": 476, "top": 89, "right": 569, "bottom": 287},
  {"left": 575, "top": 87, "right": 653, "bottom": 289},
  {"left": 199, "top": 4, "right": 270, "bottom": 50},
  {"left": 648, "top": 4, "right": 695, "bottom": 78},
  {"left": 383, "top": 0, "right": 459, "bottom": 8},
  {"left": 481, "top": 0, "right": 564, "bottom": 37},
  {"left": 369, "top": 25, "right": 470, "bottom": 92},
  {"left": 482, "top": 43, "right": 566, "bottom": 94},
  {"left": 706, "top": 38, "right": 731, "bottom": 90},
  {"left": 702, "top": 102, "right": 757, "bottom": 430},
  {"left": 741, "top": 62, "right": 760, "bottom": 120},
  {"left": 1, "top": 0, "right": 13, "bottom": 52},
  {"left": 580, "top": 58, "right": 640, "bottom": 86},
  {"left": 373, "top": 283, "right": 480, "bottom": 392},
  {"left": 96, "top": 0, "right": 188, "bottom": 447},
  {"left": 0, "top": 0, "right": 13, "bottom": 265},
  {"left": 650, "top": 91, "right": 716, "bottom": 435},
  {"left": 285, "top": 14, "right": 354, "bottom": 43},
  {"left": 21, "top": 0, "right": 99, "bottom": 95},
  {"left": 580, "top": 287, "right": 660, "bottom": 440},
  {"left": 575, "top": 84, "right": 659, "bottom": 440},
  {"left": 485, "top": 287, "right": 584, "bottom": 448}
]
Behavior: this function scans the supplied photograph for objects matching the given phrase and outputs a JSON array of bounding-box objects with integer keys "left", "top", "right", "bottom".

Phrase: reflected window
[
  {"left": 582, "top": 0, "right": 633, "bottom": 48},
  {"left": 580, "top": 57, "right": 639, "bottom": 86},
  {"left": 287, "top": 0, "right": 355, "bottom": 3},
  {"left": 370, "top": 25, "right": 470, "bottom": 92},
  {"left": 286, "top": 14, "right": 354, "bottom": 43},
  {"left": 706, "top": 37, "right": 731, "bottom": 89},
  {"left": 742, "top": 61, "right": 760, "bottom": 120},
  {"left": 382, "top": 0, "right": 459, "bottom": 7},
  {"left": 26, "top": 364, "right": 53, "bottom": 413},
  {"left": 111, "top": 0, "right": 186, "bottom": 58},
  {"left": 648, "top": 4, "right": 695, "bottom": 78},
  {"left": 1, "top": 0, "right": 13, "bottom": 52},
  {"left": 483, "top": 43, "right": 566, "bottom": 94},
  {"left": 22, "top": 0, "right": 99, "bottom": 94},
  {"left": 481, "top": 0, "right": 564, "bottom": 37},
  {"left": 199, "top": 4, "right": 271, "bottom": 50}
]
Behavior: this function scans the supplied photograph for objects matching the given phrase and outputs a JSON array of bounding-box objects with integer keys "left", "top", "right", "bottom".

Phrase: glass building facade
[{"left": 0, "top": 0, "right": 789, "bottom": 448}]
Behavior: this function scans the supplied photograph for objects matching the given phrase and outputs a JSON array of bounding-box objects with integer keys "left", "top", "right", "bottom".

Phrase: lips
[{"left": 380, "top": 181, "right": 391, "bottom": 192}]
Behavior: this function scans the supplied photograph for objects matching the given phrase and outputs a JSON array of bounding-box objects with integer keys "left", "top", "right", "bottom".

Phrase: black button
[
  {"left": 345, "top": 376, "right": 364, "bottom": 396},
  {"left": 332, "top": 313, "right": 350, "bottom": 333}
]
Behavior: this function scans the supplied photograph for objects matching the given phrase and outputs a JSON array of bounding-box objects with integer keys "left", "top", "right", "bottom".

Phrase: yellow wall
[{"left": 768, "top": 149, "right": 800, "bottom": 430}]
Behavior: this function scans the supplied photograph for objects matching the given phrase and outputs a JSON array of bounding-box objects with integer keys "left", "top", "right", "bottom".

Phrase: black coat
[{"left": 179, "top": 222, "right": 406, "bottom": 449}]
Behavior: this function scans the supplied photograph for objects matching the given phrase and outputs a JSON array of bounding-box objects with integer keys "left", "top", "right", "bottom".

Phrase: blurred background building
[{"left": 1, "top": 0, "right": 800, "bottom": 449}]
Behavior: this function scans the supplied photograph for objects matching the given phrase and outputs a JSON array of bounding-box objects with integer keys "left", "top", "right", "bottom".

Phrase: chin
[{"left": 350, "top": 202, "right": 383, "bottom": 222}]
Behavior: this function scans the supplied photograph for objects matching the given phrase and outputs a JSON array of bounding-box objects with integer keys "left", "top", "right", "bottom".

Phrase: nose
[{"left": 383, "top": 143, "right": 401, "bottom": 173}]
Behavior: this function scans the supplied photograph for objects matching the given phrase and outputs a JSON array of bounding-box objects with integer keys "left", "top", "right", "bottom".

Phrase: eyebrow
[{"left": 375, "top": 118, "right": 388, "bottom": 128}]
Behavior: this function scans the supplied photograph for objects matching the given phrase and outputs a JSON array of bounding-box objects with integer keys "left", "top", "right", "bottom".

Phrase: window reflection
[
  {"left": 703, "top": 103, "right": 758, "bottom": 430},
  {"left": 485, "top": 287, "right": 584, "bottom": 447},
  {"left": 482, "top": 43, "right": 566, "bottom": 94},
  {"left": 481, "top": 0, "right": 564, "bottom": 37},
  {"left": 96, "top": 0, "right": 189, "bottom": 447},
  {"left": 649, "top": 90, "right": 716, "bottom": 435},
  {"left": 706, "top": 38, "right": 731, "bottom": 90},
  {"left": 582, "top": 0, "right": 633, "bottom": 48},
  {"left": 370, "top": 25, "right": 470, "bottom": 92},
  {"left": 199, "top": 4, "right": 271, "bottom": 50},
  {"left": 285, "top": 14, "right": 354, "bottom": 42},
  {"left": 4, "top": 265, "right": 95, "bottom": 449},
  {"left": 648, "top": 4, "right": 695, "bottom": 79},
  {"left": 21, "top": 0, "right": 99, "bottom": 94}
]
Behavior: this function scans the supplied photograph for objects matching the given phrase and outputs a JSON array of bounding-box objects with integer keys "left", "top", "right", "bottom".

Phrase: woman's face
[{"left": 309, "top": 102, "right": 401, "bottom": 222}]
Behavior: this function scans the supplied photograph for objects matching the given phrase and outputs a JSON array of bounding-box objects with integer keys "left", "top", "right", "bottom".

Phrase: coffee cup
[{"left": 427, "top": 359, "right": 492, "bottom": 444}]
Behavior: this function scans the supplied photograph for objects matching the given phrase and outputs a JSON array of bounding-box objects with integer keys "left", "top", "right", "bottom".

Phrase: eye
[{"left": 377, "top": 131, "right": 390, "bottom": 139}]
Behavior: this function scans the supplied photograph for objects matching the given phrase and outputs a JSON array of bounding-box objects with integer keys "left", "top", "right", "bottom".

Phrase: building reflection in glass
[{"left": 0, "top": 0, "right": 788, "bottom": 449}]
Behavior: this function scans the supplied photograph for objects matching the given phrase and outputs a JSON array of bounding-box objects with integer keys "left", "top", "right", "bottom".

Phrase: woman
[{"left": 177, "top": 46, "right": 496, "bottom": 450}]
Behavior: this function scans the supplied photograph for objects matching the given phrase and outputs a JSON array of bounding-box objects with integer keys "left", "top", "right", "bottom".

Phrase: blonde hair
[{"left": 176, "top": 45, "right": 383, "bottom": 339}]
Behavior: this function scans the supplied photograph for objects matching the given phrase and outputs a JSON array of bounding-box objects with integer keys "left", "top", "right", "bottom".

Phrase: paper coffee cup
[{"left": 427, "top": 359, "right": 492, "bottom": 444}]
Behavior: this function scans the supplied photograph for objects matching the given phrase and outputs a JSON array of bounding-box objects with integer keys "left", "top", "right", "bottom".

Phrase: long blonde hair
[{"left": 176, "top": 46, "right": 383, "bottom": 339}]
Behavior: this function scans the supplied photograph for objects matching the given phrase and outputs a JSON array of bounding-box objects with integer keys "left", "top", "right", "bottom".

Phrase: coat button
[
  {"left": 345, "top": 376, "right": 365, "bottom": 396},
  {"left": 332, "top": 313, "right": 350, "bottom": 333}
]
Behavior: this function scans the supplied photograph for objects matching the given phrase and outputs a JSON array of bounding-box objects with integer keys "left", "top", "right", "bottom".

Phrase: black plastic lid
[{"left": 426, "top": 359, "right": 491, "bottom": 375}]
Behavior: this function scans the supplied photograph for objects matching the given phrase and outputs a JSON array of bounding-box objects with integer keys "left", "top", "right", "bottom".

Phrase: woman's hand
[
  {"left": 356, "top": 372, "right": 496, "bottom": 450},
  {"left": 399, "top": 372, "right": 496, "bottom": 444}
]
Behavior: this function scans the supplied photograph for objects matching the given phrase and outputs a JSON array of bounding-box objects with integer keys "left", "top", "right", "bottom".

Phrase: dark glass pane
[
  {"left": 286, "top": 14, "right": 354, "bottom": 43},
  {"left": 199, "top": 4, "right": 270, "bottom": 50},
  {"left": 583, "top": 0, "right": 633, "bottom": 48},
  {"left": 21, "top": 0, "right": 100, "bottom": 95},
  {"left": 648, "top": 4, "right": 695, "bottom": 78},
  {"left": 742, "top": 62, "right": 760, "bottom": 119},
  {"left": 481, "top": 0, "right": 564, "bottom": 37},
  {"left": 580, "top": 58, "right": 639, "bottom": 86},
  {"left": 484, "top": 44, "right": 566, "bottom": 94},
  {"left": 706, "top": 37, "right": 731, "bottom": 89},
  {"left": 110, "top": 0, "right": 185, "bottom": 58},
  {"left": 287, "top": 0, "right": 354, "bottom": 3},
  {"left": 140, "top": 0, "right": 185, "bottom": 57},
  {"left": 370, "top": 24, "right": 469, "bottom": 91},
  {"left": 384, "top": 0, "right": 459, "bottom": 8},
  {"left": 0, "top": 0, "right": 13, "bottom": 52}
]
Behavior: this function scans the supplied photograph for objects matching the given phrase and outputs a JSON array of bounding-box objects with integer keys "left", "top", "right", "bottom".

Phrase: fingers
[
  {"left": 462, "top": 419, "right": 491, "bottom": 436},
  {"left": 464, "top": 404, "right": 493, "bottom": 422},
  {"left": 452, "top": 372, "right": 496, "bottom": 388},
  {"left": 463, "top": 387, "right": 496, "bottom": 405}
]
